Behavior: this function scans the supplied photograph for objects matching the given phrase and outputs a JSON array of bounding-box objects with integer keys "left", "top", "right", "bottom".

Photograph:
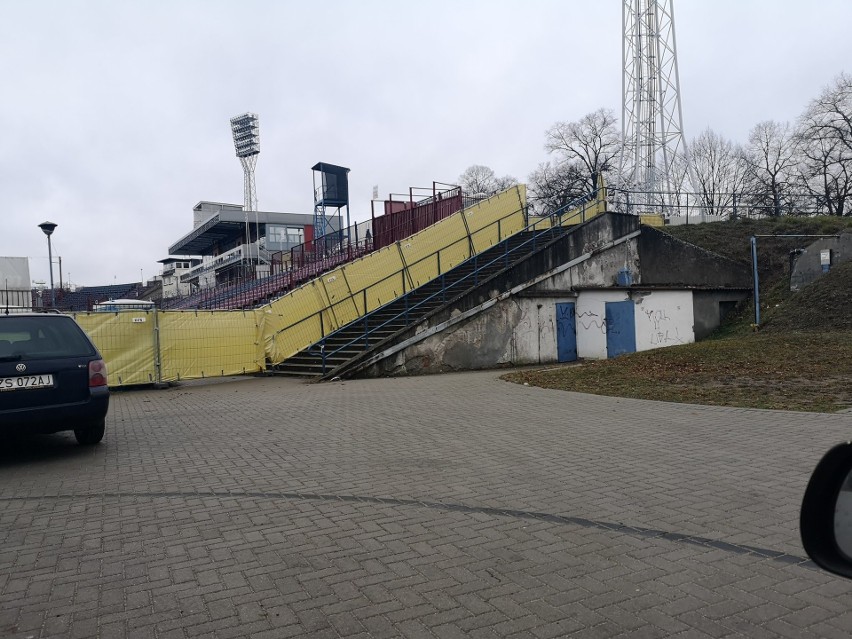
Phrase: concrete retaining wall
[
  {"left": 790, "top": 232, "right": 852, "bottom": 291},
  {"left": 355, "top": 214, "right": 751, "bottom": 378}
]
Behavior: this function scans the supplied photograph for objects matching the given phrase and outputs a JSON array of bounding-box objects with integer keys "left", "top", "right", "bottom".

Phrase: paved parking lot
[{"left": 2, "top": 370, "right": 852, "bottom": 638}]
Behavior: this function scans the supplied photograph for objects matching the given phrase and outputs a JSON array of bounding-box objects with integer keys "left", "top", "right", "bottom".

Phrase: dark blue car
[{"left": 0, "top": 312, "right": 109, "bottom": 445}]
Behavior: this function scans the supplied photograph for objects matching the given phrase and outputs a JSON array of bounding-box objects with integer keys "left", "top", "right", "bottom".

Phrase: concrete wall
[
  {"left": 355, "top": 214, "right": 747, "bottom": 378},
  {"left": 376, "top": 296, "right": 568, "bottom": 375},
  {"left": 638, "top": 227, "right": 752, "bottom": 288},
  {"left": 632, "top": 290, "right": 694, "bottom": 351},
  {"left": 790, "top": 232, "right": 852, "bottom": 291},
  {"left": 692, "top": 290, "right": 748, "bottom": 339},
  {"left": 368, "top": 287, "right": 696, "bottom": 376},
  {"left": 574, "top": 289, "right": 694, "bottom": 359}
]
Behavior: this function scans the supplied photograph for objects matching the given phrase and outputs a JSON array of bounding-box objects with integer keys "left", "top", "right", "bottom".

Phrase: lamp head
[{"left": 38, "top": 221, "right": 58, "bottom": 237}]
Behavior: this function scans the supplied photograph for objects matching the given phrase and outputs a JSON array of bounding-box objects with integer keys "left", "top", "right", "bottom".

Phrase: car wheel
[{"left": 74, "top": 419, "right": 105, "bottom": 445}]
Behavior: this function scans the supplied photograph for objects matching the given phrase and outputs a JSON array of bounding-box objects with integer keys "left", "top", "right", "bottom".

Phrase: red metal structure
[{"left": 372, "top": 183, "right": 464, "bottom": 251}]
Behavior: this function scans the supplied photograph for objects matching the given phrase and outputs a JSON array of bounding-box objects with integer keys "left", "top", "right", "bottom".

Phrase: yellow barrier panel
[
  {"left": 321, "top": 268, "right": 358, "bottom": 322},
  {"left": 640, "top": 213, "right": 666, "bottom": 227},
  {"left": 73, "top": 311, "right": 158, "bottom": 386},
  {"left": 423, "top": 216, "right": 471, "bottom": 271},
  {"left": 263, "top": 280, "right": 332, "bottom": 364},
  {"left": 344, "top": 245, "right": 406, "bottom": 310},
  {"left": 158, "top": 310, "right": 263, "bottom": 382}
]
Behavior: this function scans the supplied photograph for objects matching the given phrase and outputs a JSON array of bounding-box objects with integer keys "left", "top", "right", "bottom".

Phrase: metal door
[
  {"left": 555, "top": 302, "right": 577, "bottom": 362},
  {"left": 605, "top": 300, "right": 636, "bottom": 358}
]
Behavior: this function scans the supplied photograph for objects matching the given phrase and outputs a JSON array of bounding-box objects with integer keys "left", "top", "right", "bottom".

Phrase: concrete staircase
[{"left": 272, "top": 227, "right": 569, "bottom": 378}]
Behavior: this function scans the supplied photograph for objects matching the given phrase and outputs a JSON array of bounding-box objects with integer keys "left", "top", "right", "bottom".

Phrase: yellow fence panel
[
  {"left": 345, "top": 246, "right": 407, "bottom": 312},
  {"left": 558, "top": 192, "right": 608, "bottom": 227},
  {"left": 261, "top": 281, "right": 329, "bottom": 364},
  {"left": 157, "top": 310, "right": 263, "bottom": 382},
  {"left": 320, "top": 267, "right": 360, "bottom": 327},
  {"left": 464, "top": 185, "right": 526, "bottom": 234},
  {"left": 405, "top": 252, "right": 440, "bottom": 290},
  {"left": 73, "top": 311, "right": 158, "bottom": 386},
  {"left": 640, "top": 213, "right": 665, "bottom": 227},
  {"left": 410, "top": 216, "right": 469, "bottom": 273}
]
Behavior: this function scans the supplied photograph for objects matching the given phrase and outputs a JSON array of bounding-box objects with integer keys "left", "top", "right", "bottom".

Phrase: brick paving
[{"left": 2, "top": 370, "right": 852, "bottom": 638}]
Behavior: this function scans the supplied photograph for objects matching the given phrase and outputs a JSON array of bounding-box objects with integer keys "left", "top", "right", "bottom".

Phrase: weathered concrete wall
[
  {"left": 574, "top": 290, "right": 694, "bottom": 358},
  {"left": 373, "top": 297, "right": 567, "bottom": 376},
  {"left": 368, "top": 286, "right": 696, "bottom": 375},
  {"left": 790, "top": 232, "right": 852, "bottom": 291},
  {"left": 531, "top": 239, "right": 639, "bottom": 293},
  {"left": 693, "top": 290, "right": 748, "bottom": 339},
  {"left": 638, "top": 227, "right": 752, "bottom": 288},
  {"left": 353, "top": 214, "right": 748, "bottom": 378}
]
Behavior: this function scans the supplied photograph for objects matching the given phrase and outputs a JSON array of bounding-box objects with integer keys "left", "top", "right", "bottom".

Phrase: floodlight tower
[
  {"left": 619, "top": 0, "right": 692, "bottom": 210},
  {"left": 230, "top": 113, "right": 261, "bottom": 266}
]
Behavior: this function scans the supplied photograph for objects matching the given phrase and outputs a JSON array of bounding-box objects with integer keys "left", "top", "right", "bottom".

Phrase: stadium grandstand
[
  {"left": 3, "top": 182, "right": 478, "bottom": 313},
  {"left": 159, "top": 184, "right": 475, "bottom": 310},
  {"left": 37, "top": 282, "right": 148, "bottom": 312}
]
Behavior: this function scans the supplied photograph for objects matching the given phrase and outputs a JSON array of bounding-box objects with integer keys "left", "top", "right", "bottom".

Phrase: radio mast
[{"left": 620, "top": 0, "right": 692, "bottom": 209}]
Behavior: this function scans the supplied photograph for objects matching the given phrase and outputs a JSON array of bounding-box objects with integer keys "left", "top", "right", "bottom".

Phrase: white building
[
  {"left": 168, "top": 201, "right": 325, "bottom": 290},
  {"left": 156, "top": 258, "right": 202, "bottom": 299},
  {"left": 0, "top": 257, "right": 32, "bottom": 309}
]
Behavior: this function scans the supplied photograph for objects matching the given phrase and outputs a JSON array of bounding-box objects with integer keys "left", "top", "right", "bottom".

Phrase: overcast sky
[{"left": 2, "top": 0, "right": 851, "bottom": 288}]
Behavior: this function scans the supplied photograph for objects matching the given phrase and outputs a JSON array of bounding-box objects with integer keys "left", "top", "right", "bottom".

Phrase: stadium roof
[{"left": 169, "top": 210, "right": 314, "bottom": 255}]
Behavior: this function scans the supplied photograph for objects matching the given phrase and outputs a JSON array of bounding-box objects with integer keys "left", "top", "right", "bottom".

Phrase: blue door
[
  {"left": 605, "top": 300, "right": 636, "bottom": 358},
  {"left": 556, "top": 302, "right": 577, "bottom": 362}
]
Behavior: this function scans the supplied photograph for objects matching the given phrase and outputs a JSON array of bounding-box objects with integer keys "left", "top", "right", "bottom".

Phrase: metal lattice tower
[
  {"left": 230, "top": 113, "right": 261, "bottom": 264},
  {"left": 620, "top": 0, "right": 692, "bottom": 205}
]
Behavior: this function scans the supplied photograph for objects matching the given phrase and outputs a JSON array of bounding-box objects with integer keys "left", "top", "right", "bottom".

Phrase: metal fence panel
[
  {"left": 157, "top": 310, "right": 263, "bottom": 382},
  {"left": 263, "top": 280, "right": 333, "bottom": 364},
  {"left": 73, "top": 311, "right": 158, "bottom": 386}
]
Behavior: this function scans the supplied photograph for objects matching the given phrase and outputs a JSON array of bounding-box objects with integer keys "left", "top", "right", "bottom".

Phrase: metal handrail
[
  {"left": 277, "top": 188, "right": 603, "bottom": 373},
  {"left": 608, "top": 187, "right": 833, "bottom": 219}
]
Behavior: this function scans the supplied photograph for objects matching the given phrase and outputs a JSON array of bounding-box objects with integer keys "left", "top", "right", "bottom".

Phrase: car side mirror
[{"left": 801, "top": 442, "right": 852, "bottom": 579}]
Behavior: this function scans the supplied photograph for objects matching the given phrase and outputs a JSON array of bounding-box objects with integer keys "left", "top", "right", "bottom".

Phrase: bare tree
[
  {"left": 527, "top": 160, "right": 588, "bottom": 216},
  {"left": 457, "top": 165, "right": 517, "bottom": 197},
  {"left": 744, "top": 120, "right": 798, "bottom": 216},
  {"left": 795, "top": 73, "right": 852, "bottom": 216},
  {"left": 689, "top": 128, "right": 748, "bottom": 217},
  {"left": 544, "top": 108, "right": 620, "bottom": 194}
]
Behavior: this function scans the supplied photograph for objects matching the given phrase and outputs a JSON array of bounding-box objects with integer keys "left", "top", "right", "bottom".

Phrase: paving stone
[{"left": 0, "top": 371, "right": 850, "bottom": 637}]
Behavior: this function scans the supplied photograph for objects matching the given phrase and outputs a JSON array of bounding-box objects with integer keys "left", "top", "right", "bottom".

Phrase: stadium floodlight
[
  {"left": 230, "top": 113, "right": 261, "bottom": 269},
  {"left": 230, "top": 113, "right": 260, "bottom": 158}
]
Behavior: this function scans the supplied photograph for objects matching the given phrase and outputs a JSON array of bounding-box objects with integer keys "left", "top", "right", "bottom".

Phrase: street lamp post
[{"left": 38, "top": 222, "right": 58, "bottom": 308}]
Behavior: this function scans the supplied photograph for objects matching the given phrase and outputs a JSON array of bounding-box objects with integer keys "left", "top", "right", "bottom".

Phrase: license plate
[{"left": 0, "top": 374, "right": 55, "bottom": 391}]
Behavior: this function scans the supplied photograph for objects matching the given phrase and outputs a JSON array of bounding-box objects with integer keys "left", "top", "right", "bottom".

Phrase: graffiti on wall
[
  {"left": 641, "top": 307, "right": 684, "bottom": 346},
  {"left": 577, "top": 310, "right": 607, "bottom": 334}
]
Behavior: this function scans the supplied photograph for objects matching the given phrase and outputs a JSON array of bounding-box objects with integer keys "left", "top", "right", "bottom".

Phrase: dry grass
[{"left": 503, "top": 332, "right": 852, "bottom": 412}]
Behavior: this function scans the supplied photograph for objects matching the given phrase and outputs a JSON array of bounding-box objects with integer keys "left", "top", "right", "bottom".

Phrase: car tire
[{"left": 74, "top": 419, "right": 105, "bottom": 446}]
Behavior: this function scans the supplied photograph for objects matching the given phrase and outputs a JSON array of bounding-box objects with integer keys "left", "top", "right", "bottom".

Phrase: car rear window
[{"left": 0, "top": 316, "right": 97, "bottom": 359}]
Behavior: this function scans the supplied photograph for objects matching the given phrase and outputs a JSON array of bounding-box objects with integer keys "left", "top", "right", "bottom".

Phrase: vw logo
[{"left": 16, "top": 363, "right": 26, "bottom": 373}]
